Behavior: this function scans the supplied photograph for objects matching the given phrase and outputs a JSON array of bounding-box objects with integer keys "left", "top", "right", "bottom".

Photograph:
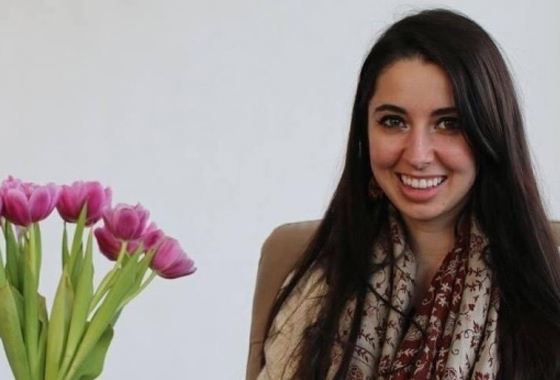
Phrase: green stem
[
  {"left": 23, "top": 225, "right": 39, "bottom": 379},
  {"left": 0, "top": 246, "right": 6, "bottom": 288},
  {"left": 89, "top": 242, "right": 127, "bottom": 314},
  {"left": 66, "top": 205, "right": 87, "bottom": 276},
  {"left": 119, "top": 271, "right": 157, "bottom": 310}
]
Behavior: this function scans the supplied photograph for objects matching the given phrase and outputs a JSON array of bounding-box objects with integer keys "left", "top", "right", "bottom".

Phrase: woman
[{"left": 257, "top": 9, "right": 560, "bottom": 380}]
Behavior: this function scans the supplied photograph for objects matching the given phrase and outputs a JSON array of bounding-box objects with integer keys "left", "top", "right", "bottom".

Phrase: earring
[{"left": 368, "top": 177, "right": 384, "bottom": 200}]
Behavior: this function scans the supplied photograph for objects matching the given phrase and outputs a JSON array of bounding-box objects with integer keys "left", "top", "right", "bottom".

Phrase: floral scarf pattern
[{"left": 328, "top": 209, "right": 500, "bottom": 380}]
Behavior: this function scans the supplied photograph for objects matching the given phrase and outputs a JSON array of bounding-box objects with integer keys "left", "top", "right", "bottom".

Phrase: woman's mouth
[{"left": 398, "top": 174, "right": 447, "bottom": 189}]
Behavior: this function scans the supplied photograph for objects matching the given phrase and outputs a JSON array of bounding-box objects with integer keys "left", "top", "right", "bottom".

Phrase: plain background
[{"left": 0, "top": 0, "right": 558, "bottom": 379}]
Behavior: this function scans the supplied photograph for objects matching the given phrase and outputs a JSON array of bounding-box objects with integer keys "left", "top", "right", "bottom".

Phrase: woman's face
[{"left": 367, "top": 58, "right": 476, "bottom": 229}]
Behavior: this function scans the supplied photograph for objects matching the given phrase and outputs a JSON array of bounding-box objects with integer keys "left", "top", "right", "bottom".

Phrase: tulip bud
[
  {"left": 151, "top": 237, "right": 196, "bottom": 279},
  {"left": 57, "top": 181, "right": 112, "bottom": 226},
  {"left": 0, "top": 176, "right": 61, "bottom": 226},
  {"left": 102, "top": 203, "right": 149, "bottom": 241}
]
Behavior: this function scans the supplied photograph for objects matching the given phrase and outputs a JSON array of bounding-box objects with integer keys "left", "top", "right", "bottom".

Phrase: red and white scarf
[{"left": 329, "top": 208, "right": 500, "bottom": 379}]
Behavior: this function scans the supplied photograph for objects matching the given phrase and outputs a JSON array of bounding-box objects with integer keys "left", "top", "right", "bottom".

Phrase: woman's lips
[{"left": 396, "top": 173, "right": 447, "bottom": 202}]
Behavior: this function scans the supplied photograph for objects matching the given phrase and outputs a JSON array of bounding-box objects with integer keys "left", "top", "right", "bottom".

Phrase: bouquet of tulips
[{"left": 0, "top": 176, "right": 196, "bottom": 380}]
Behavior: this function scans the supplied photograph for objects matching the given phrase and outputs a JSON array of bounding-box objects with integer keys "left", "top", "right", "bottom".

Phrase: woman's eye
[
  {"left": 378, "top": 116, "right": 405, "bottom": 129},
  {"left": 437, "top": 117, "right": 460, "bottom": 130}
]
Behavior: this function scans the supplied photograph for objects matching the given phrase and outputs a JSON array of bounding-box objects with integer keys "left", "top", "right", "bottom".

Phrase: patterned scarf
[{"left": 328, "top": 207, "right": 500, "bottom": 380}]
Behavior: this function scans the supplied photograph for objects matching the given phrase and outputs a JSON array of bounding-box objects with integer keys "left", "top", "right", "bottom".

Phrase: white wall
[{"left": 0, "top": 1, "right": 558, "bottom": 379}]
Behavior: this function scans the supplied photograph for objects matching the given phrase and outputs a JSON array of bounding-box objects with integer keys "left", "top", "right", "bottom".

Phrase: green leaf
[
  {"left": 10, "top": 285, "right": 24, "bottom": 328},
  {"left": 38, "top": 295, "right": 49, "bottom": 380},
  {"left": 0, "top": 284, "right": 32, "bottom": 380},
  {"left": 71, "top": 326, "right": 114, "bottom": 380},
  {"left": 119, "top": 251, "right": 156, "bottom": 311},
  {"left": 63, "top": 231, "right": 95, "bottom": 374},
  {"left": 23, "top": 229, "right": 40, "bottom": 379},
  {"left": 88, "top": 243, "right": 127, "bottom": 314},
  {"left": 62, "top": 224, "right": 70, "bottom": 268},
  {"left": 5, "top": 222, "right": 22, "bottom": 292},
  {"left": 45, "top": 272, "right": 74, "bottom": 380},
  {"left": 134, "top": 250, "right": 155, "bottom": 289},
  {"left": 61, "top": 255, "right": 139, "bottom": 380},
  {"left": 0, "top": 245, "right": 7, "bottom": 288},
  {"left": 33, "top": 224, "right": 42, "bottom": 279},
  {"left": 70, "top": 246, "right": 84, "bottom": 289},
  {"left": 67, "top": 205, "right": 87, "bottom": 277}
]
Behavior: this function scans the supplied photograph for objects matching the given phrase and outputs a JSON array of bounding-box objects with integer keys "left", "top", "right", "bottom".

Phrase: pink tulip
[
  {"left": 94, "top": 226, "right": 147, "bottom": 261},
  {"left": 102, "top": 203, "right": 149, "bottom": 241},
  {"left": 150, "top": 237, "right": 196, "bottom": 279},
  {"left": 94, "top": 227, "right": 121, "bottom": 261},
  {"left": 0, "top": 176, "right": 61, "bottom": 226},
  {"left": 57, "top": 181, "right": 112, "bottom": 225}
]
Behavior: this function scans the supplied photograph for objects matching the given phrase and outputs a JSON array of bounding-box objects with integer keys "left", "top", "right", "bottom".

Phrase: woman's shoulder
[
  {"left": 272, "top": 265, "right": 328, "bottom": 339},
  {"left": 257, "top": 265, "right": 327, "bottom": 380}
]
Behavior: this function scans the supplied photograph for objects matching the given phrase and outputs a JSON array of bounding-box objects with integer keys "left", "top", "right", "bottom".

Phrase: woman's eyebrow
[
  {"left": 373, "top": 104, "right": 407, "bottom": 114},
  {"left": 431, "top": 107, "right": 458, "bottom": 116},
  {"left": 373, "top": 104, "right": 457, "bottom": 116}
]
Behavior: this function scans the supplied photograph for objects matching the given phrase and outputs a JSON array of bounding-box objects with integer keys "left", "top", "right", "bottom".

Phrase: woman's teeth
[{"left": 399, "top": 174, "right": 446, "bottom": 189}]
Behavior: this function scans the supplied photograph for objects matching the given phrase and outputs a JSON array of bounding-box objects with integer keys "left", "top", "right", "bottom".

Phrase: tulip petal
[
  {"left": 102, "top": 208, "right": 117, "bottom": 235},
  {"left": 94, "top": 228, "right": 121, "bottom": 261},
  {"left": 29, "top": 188, "right": 51, "bottom": 221},
  {"left": 29, "top": 185, "right": 60, "bottom": 222},
  {"left": 113, "top": 208, "right": 140, "bottom": 241},
  {"left": 57, "top": 185, "right": 82, "bottom": 223},
  {"left": 4, "top": 189, "right": 31, "bottom": 226},
  {"left": 151, "top": 238, "right": 180, "bottom": 272},
  {"left": 151, "top": 237, "right": 196, "bottom": 279},
  {"left": 142, "top": 223, "right": 164, "bottom": 250},
  {"left": 160, "top": 256, "right": 196, "bottom": 279},
  {"left": 87, "top": 186, "right": 112, "bottom": 226},
  {"left": 83, "top": 182, "right": 105, "bottom": 225},
  {"left": 132, "top": 204, "right": 150, "bottom": 239}
]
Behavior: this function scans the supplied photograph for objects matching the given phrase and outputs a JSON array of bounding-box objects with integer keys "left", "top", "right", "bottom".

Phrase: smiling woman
[
  {"left": 251, "top": 8, "right": 560, "bottom": 380},
  {"left": 367, "top": 59, "right": 479, "bottom": 309}
]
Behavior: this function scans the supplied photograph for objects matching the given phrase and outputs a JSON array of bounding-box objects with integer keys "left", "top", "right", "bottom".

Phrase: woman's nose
[{"left": 402, "top": 127, "right": 434, "bottom": 170}]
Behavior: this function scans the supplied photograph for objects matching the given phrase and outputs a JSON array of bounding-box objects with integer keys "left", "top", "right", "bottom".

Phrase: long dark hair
[{"left": 263, "top": 9, "right": 560, "bottom": 380}]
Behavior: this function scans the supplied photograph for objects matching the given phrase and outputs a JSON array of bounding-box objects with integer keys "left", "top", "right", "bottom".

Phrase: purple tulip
[
  {"left": 94, "top": 226, "right": 147, "bottom": 261},
  {"left": 94, "top": 204, "right": 154, "bottom": 261},
  {"left": 94, "top": 227, "right": 121, "bottom": 261},
  {"left": 57, "top": 181, "right": 112, "bottom": 226},
  {"left": 102, "top": 203, "right": 150, "bottom": 241},
  {"left": 0, "top": 176, "right": 61, "bottom": 226},
  {"left": 151, "top": 237, "right": 196, "bottom": 279}
]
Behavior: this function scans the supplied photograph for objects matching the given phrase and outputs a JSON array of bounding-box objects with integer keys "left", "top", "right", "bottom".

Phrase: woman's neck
[
  {"left": 401, "top": 215, "right": 459, "bottom": 308},
  {"left": 406, "top": 221, "right": 456, "bottom": 267},
  {"left": 400, "top": 207, "right": 465, "bottom": 264}
]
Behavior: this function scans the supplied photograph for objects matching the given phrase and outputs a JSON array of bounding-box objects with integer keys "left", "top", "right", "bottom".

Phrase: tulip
[
  {"left": 94, "top": 223, "right": 161, "bottom": 262},
  {"left": 57, "top": 181, "right": 112, "bottom": 225},
  {"left": 150, "top": 237, "right": 196, "bottom": 279},
  {"left": 0, "top": 176, "right": 61, "bottom": 226},
  {"left": 102, "top": 203, "right": 149, "bottom": 241},
  {"left": 95, "top": 209, "right": 160, "bottom": 261}
]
